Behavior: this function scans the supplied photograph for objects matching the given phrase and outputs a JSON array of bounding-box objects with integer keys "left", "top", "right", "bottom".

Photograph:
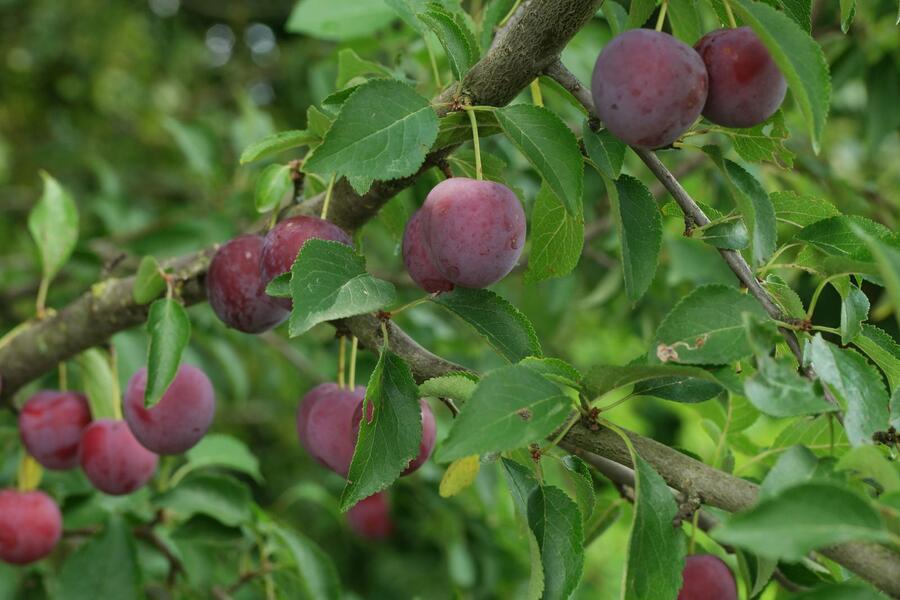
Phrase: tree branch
[
  {"left": 544, "top": 59, "right": 843, "bottom": 416},
  {"left": 0, "top": 0, "right": 603, "bottom": 403}
]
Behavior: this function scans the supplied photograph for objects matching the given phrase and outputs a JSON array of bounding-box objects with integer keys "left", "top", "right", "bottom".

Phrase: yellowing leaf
[{"left": 439, "top": 455, "right": 481, "bottom": 497}]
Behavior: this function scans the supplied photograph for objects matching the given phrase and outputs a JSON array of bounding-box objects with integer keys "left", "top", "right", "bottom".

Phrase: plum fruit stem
[
  {"left": 723, "top": 0, "right": 737, "bottom": 28},
  {"left": 17, "top": 453, "right": 43, "bottom": 492},
  {"left": 348, "top": 336, "right": 359, "bottom": 391},
  {"left": 426, "top": 40, "right": 443, "bottom": 88},
  {"left": 338, "top": 336, "right": 347, "bottom": 389},
  {"left": 35, "top": 276, "right": 49, "bottom": 319},
  {"left": 464, "top": 107, "right": 483, "bottom": 181},
  {"left": 655, "top": 0, "right": 668, "bottom": 31},
  {"left": 530, "top": 78, "right": 543, "bottom": 106},
  {"left": 58, "top": 362, "right": 67, "bottom": 392},
  {"left": 320, "top": 173, "right": 337, "bottom": 220}
]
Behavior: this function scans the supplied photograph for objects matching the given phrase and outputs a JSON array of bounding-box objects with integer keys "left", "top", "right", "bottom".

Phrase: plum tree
[
  {"left": 421, "top": 178, "right": 526, "bottom": 289},
  {"left": 346, "top": 491, "right": 393, "bottom": 540},
  {"left": 591, "top": 29, "right": 708, "bottom": 148},
  {"left": 0, "top": 489, "right": 62, "bottom": 565},
  {"left": 296, "top": 383, "right": 365, "bottom": 476},
  {"left": 677, "top": 554, "right": 738, "bottom": 600},
  {"left": 259, "top": 216, "right": 353, "bottom": 307},
  {"left": 402, "top": 208, "right": 454, "bottom": 293},
  {"left": 18, "top": 390, "right": 91, "bottom": 470},
  {"left": 207, "top": 234, "right": 290, "bottom": 333},
  {"left": 694, "top": 27, "right": 787, "bottom": 128},
  {"left": 123, "top": 364, "right": 216, "bottom": 454},
  {"left": 352, "top": 397, "right": 436, "bottom": 476},
  {"left": 79, "top": 419, "right": 159, "bottom": 495}
]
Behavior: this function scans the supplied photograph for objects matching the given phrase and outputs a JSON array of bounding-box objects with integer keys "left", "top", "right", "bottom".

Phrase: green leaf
[
  {"left": 667, "top": 0, "right": 702, "bottom": 44},
  {"left": 892, "top": 388, "right": 900, "bottom": 429},
  {"left": 448, "top": 149, "right": 509, "bottom": 183},
  {"left": 436, "top": 365, "right": 572, "bottom": 462},
  {"left": 703, "top": 146, "right": 776, "bottom": 266},
  {"left": 132, "top": 256, "right": 166, "bottom": 305},
  {"left": 725, "top": 110, "right": 795, "bottom": 167},
  {"left": 768, "top": 415, "right": 850, "bottom": 465},
  {"left": 775, "top": 0, "right": 812, "bottom": 31},
  {"left": 336, "top": 49, "right": 393, "bottom": 88},
  {"left": 502, "top": 457, "right": 539, "bottom": 515},
  {"left": 162, "top": 117, "right": 217, "bottom": 178},
  {"left": 604, "top": 174, "right": 662, "bottom": 302},
  {"left": 759, "top": 445, "right": 822, "bottom": 500},
  {"left": 341, "top": 350, "right": 421, "bottom": 510},
  {"left": 795, "top": 583, "right": 884, "bottom": 600},
  {"left": 853, "top": 324, "right": 900, "bottom": 392},
  {"left": 418, "top": 5, "right": 477, "bottom": 81},
  {"left": 434, "top": 110, "right": 502, "bottom": 149},
  {"left": 303, "top": 80, "right": 439, "bottom": 193},
  {"left": 527, "top": 486, "right": 584, "bottom": 600},
  {"left": 286, "top": 240, "right": 396, "bottom": 336},
  {"left": 157, "top": 473, "right": 252, "bottom": 526},
  {"left": 418, "top": 372, "right": 477, "bottom": 403},
  {"left": 479, "top": 0, "right": 516, "bottom": 49},
  {"left": 839, "top": 0, "right": 856, "bottom": 32},
  {"left": 524, "top": 183, "right": 584, "bottom": 283},
  {"left": 145, "top": 298, "right": 191, "bottom": 408},
  {"left": 851, "top": 222, "right": 900, "bottom": 330},
  {"left": 654, "top": 285, "right": 770, "bottom": 365},
  {"left": 762, "top": 274, "right": 806, "bottom": 318},
  {"left": 432, "top": 287, "right": 541, "bottom": 362},
  {"left": 832, "top": 277, "right": 869, "bottom": 344},
  {"left": 56, "top": 515, "right": 140, "bottom": 600},
  {"left": 699, "top": 220, "right": 749, "bottom": 250},
  {"left": 520, "top": 357, "right": 583, "bottom": 390},
  {"left": 585, "top": 364, "right": 724, "bottom": 400},
  {"left": 286, "top": 0, "right": 397, "bottom": 41},
  {"left": 713, "top": 482, "right": 890, "bottom": 560},
  {"left": 622, "top": 452, "right": 685, "bottom": 600},
  {"left": 255, "top": 164, "right": 292, "bottom": 213},
  {"left": 770, "top": 190, "right": 839, "bottom": 229},
  {"left": 807, "top": 334, "right": 890, "bottom": 447},
  {"left": 583, "top": 123, "right": 626, "bottom": 180},
  {"left": 240, "top": 130, "right": 317, "bottom": 164},
  {"left": 836, "top": 446, "right": 900, "bottom": 494},
  {"left": 176, "top": 434, "right": 263, "bottom": 484},
  {"left": 744, "top": 356, "right": 834, "bottom": 417},
  {"left": 28, "top": 171, "right": 78, "bottom": 284},
  {"left": 495, "top": 104, "right": 584, "bottom": 216},
  {"left": 501, "top": 458, "right": 545, "bottom": 599},
  {"left": 602, "top": 0, "right": 629, "bottom": 35},
  {"left": 795, "top": 215, "right": 892, "bottom": 260},
  {"left": 730, "top": 0, "right": 831, "bottom": 153},
  {"left": 561, "top": 455, "right": 595, "bottom": 523},
  {"left": 269, "top": 525, "right": 342, "bottom": 600},
  {"left": 74, "top": 349, "right": 120, "bottom": 421},
  {"left": 626, "top": 0, "right": 658, "bottom": 28}
]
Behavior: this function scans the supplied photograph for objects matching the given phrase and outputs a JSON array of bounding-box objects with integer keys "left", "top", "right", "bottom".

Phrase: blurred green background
[{"left": 0, "top": 0, "right": 898, "bottom": 597}]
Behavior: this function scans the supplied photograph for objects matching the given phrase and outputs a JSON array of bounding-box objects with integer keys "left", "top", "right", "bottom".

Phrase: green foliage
[
  {"left": 342, "top": 350, "right": 421, "bottom": 510},
  {"left": 304, "top": 79, "right": 439, "bottom": 194},
  {"left": 494, "top": 104, "right": 584, "bottom": 216},
  {"left": 607, "top": 174, "right": 662, "bottom": 302},
  {"left": 437, "top": 365, "right": 572, "bottom": 462},
  {"left": 28, "top": 172, "right": 78, "bottom": 288},
  {"left": 282, "top": 240, "right": 396, "bottom": 336},
  {"left": 145, "top": 298, "right": 191, "bottom": 408},
  {"left": 432, "top": 287, "right": 542, "bottom": 362},
  {"left": 1, "top": 0, "right": 899, "bottom": 598},
  {"left": 524, "top": 183, "right": 584, "bottom": 283}
]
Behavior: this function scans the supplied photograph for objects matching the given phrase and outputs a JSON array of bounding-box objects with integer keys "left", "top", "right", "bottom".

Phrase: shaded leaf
[{"left": 145, "top": 298, "right": 191, "bottom": 408}]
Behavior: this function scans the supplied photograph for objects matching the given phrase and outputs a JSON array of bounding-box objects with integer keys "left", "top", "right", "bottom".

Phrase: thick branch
[{"left": 0, "top": 0, "right": 602, "bottom": 402}]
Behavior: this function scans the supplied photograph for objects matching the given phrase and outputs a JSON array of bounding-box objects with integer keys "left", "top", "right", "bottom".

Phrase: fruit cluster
[
  {"left": 296, "top": 383, "right": 437, "bottom": 539},
  {"left": 592, "top": 27, "right": 786, "bottom": 148},
  {"left": 1, "top": 364, "right": 216, "bottom": 565}
]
